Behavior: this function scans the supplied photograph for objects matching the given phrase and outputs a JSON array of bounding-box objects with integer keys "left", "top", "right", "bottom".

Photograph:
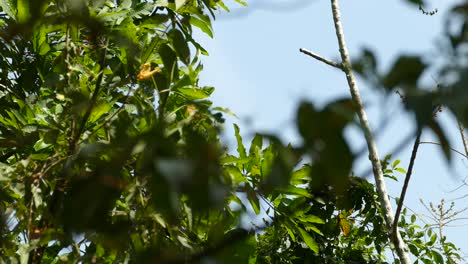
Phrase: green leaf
[
  {"left": 291, "top": 166, "right": 310, "bottom": 185},
  {"left": 249, "top": 134, "right": 263, "bottom": 155},
  {"left": 33, "top": 139, "right": 51, "bottom": 151},
  {"left": 395, "top": 168, "right": 406, "bottom": 174},
  {"left": 384, "top": 174, "right": 398, "bottom": 181},
  {"left": 297, "top": 226, "right": 319, "bottom": 253},
  {"left": 276, "top": 186, "right": 312, "bottom": 198},
  {"left": 223, "top": 165, "right": 244, "bottom": 185},
  {"left": 212, "top": 107, "right": 238, "bottom": 118},
  {"left": 0, "top": 0, "right": 16, "bottom": 19},
  {"left": 301, "top": 215, "right": 325, "bottom": 224},
  {"left": 304, "top": 223, "right": 323, "bottom": 236},
  {"left": 408, "top": 243, "right": 420, "bottom": 256},
  {"left": 176, "top": 86, "right": 214, "bottom": 100},
  {"left": 17, "top": 0, "right": 30, "bottom": 23},
  {"left": 247, "top": 188, "right": 260, "bottom": 215},
  {"left": 392, "top": 159, "right": 401, "bottom": 168},
  {"left": 234, "top": 0, "right": 248, "bottom": 6},
  {"left": 431, "top": 250, "right": 443, "bottom": 264},
  {"left": 219, "top": 155, "right": 251, "bottom": 165},
  {"left": 190, "top": 16, "right": 213, "bottom": 38},
  {"left": 170, "top": 29, "right": 190, "bottom": 65},
  {"left": 234, "top": 124, "right": 247, "bottom": 159},
  {"left": 141, "top": 36, "right": 161, "bottom": 64},
  {"left": 88, "top": 101, "right": 113, "bottom": 124},
  {"left": 159, "top": 43, "right": 179, "bottom": 82},
  {"left": 283, "top": 220, "right": 296, "bottom": 242},
  {"left": 428, "top": 234, "right": 437, "bottom": 246},
  {"left": 260, "top": 145, "right": 275, "bottom": 177}
]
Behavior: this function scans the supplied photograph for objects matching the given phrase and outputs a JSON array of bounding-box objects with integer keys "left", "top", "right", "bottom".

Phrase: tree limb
[{"left": 329, "top": 0, "right": 411, "bottom": 262}]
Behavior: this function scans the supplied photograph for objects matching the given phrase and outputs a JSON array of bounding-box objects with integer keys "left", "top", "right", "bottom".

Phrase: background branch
[{"left": 393, "top": 130, "right": 422, "bottom": 238}]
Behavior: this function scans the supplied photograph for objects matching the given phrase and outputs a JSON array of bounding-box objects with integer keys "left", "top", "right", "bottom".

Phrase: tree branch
[
  {"left": 457, "top": 121, "right": 468, "bottom": 158},
  {"left": 299, "top": 48, "right": 343, "bottom": 70},
  {"left": 393, "top": 130, "right": 421, "bottom": 239},
  {"left": 419, "top": 141, "right": 468, "bottom": 159},
  {"left": 329, "top": 0, "right": 411, "bottom": 262}
]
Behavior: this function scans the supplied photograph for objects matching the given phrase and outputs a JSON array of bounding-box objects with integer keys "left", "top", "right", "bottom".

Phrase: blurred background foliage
[{"left": 0, "top": 0, "right": 466, "bottom": 263}]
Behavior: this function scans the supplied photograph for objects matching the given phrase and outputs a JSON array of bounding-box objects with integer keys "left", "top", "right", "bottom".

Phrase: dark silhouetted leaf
[{"left": 383, "top": 55, "right": 426, "bottom": 89}]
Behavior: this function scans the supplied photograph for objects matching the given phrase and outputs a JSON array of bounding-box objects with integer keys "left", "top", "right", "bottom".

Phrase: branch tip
[{"left": 299, "top": 47, "right": 343, "bottom": 70}]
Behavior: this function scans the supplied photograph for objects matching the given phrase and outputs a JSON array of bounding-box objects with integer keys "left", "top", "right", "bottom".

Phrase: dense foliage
[{"left": 0, "top": 0, "right": 466, "bottom": 263}]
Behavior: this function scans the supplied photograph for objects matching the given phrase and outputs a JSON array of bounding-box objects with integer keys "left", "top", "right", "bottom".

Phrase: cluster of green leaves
[
  {"left": 0, "top": 0, "right": 465, "bottom": 263},
  {"left": 381, "top": 155, "right": 464, "bottom": 264},
  {"left": 397, "top": 207, "right": 463, "bottom": 264},
  {"left": 0, "top": 0, "right": 248, "bottom": 262}
]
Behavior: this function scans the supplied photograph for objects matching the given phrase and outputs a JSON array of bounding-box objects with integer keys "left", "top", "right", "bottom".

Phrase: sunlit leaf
[
  {"left": 234, "top": 124, "right": 247, "bottom": 159},
  {"left": 247, "top": 188, "right": 260, "bottom": 215},
  {"left": 297, "top": 226, "right": 319, "bottom": 253},
  {"left": 190, "top": 16, "right": 213, "bottom": 38}
]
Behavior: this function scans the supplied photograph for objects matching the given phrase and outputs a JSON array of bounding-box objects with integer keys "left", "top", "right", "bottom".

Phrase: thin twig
[
  {"left": 447, "top": 176, "right": 468, "bottom": 194},
  {"left": 419, "top": 141, "right": 468, "bottom": 159},
  {"left": 329, "top": 0, "right": 411, "bottom": 262},
  {"left": 393, "top": 130, "right": 421, "bottom": 238},
  {"left": 299, "top": 48, "right": 343, "bottom": 70}
]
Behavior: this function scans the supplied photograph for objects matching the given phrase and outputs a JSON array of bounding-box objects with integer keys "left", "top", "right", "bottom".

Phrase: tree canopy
[{"left": 0, "top": 0, "right": 466, "bottom": 263}]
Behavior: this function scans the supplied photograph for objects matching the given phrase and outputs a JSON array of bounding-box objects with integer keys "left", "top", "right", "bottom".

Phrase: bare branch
[
  {"left": 329, "top": 0, "right": 411, "bottom": 262},
  {"left": 393, "top": 130, "right": 421, "bottom": 239},
  {"left": 299, "top": 48, "right": 343, "bottom": 70},
  {"left": 419, "top": 141, "right": 468, "bottom": 159}
]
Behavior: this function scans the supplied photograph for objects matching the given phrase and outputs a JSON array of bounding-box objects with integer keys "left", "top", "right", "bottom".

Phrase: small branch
[
  {"left": 393, "top": 130, "right": 422, "bottom": 238},
  {"left": 299, "top": 48, "right": 343, "bottom": 70},
  {"left": 419, "top": 141, "right": 468, "bottom": 159},
  {"left": 457, "top": 121, "right": 468, "bottom": 158}
]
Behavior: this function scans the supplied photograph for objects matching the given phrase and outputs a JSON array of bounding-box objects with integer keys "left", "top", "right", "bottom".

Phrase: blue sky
[{"left": 194, "top": 0, "right": 467, "bottom": 257}]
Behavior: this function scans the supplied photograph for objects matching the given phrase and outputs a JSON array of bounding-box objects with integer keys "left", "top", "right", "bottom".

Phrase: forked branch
[{"left": 299, "top": 0, "right": 412, "bottom": 262}]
